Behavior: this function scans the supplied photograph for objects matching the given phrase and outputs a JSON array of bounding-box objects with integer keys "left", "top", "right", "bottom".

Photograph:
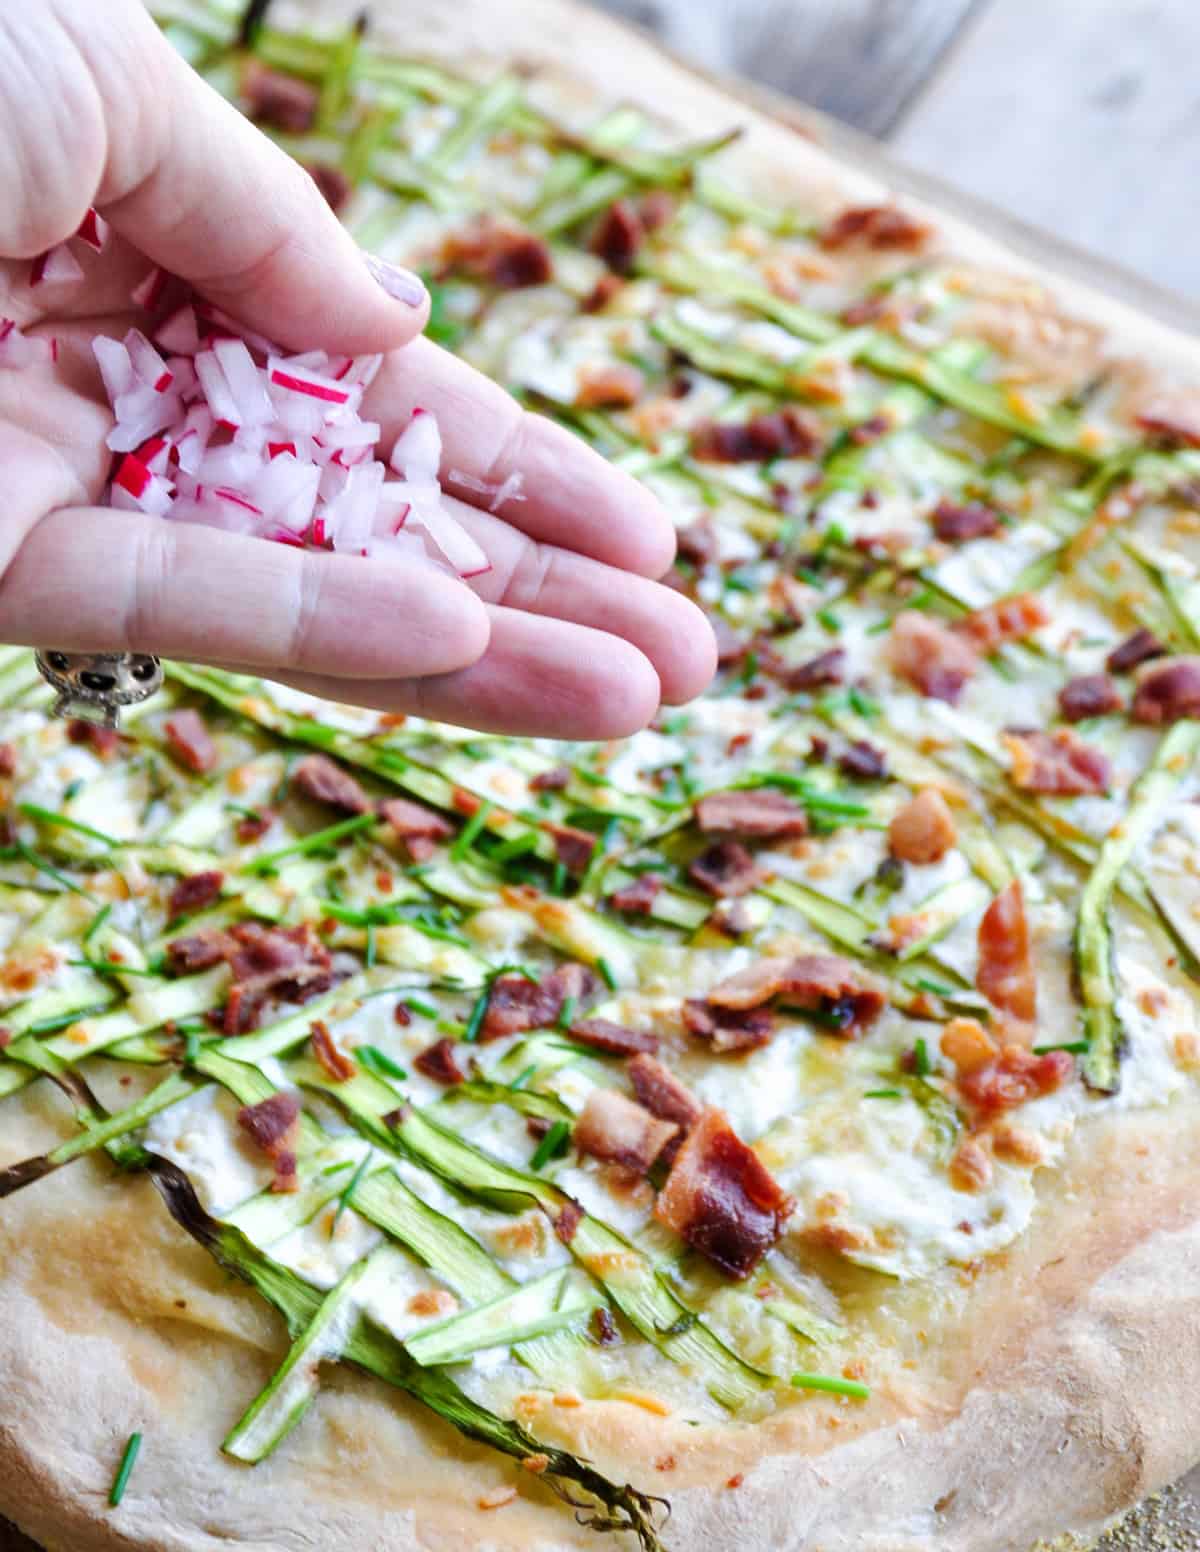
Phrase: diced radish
[
  {"left": 30, "top": 245, "right": 85, "bottom": 287},
  {"left": 328, "top": 460, "right": 384, "bottom": 555},
  {"left": 390, "top": 408, "right": 441, "bottom": 483},
  {"left": 253, "top": 454, "right": 321, "bottom": 532},
  {"left": 165, "top": 356, "right": 198, "bottom": 400},
  {"left": 135, "top": 437, "right": 172, "bottom": 476},
  {"left": 214, "top": 337, "right": 274, "bottom": 426},
  {"left": 268, "top": 356, "right": 353, "bottom": 406},
  {"left": 194, "top": 349, "right": 244, "bottom": 427},
  {"left": 76, "top": 208, "right": 110, "bottom": 252},
  {"left": 198, "top": 442, "right": 261, "bottom": 489},
  {"left": 194, "top": 303, "right": 280, "bottom": 360},
  {"left": 114, "top": 454, "right": 152, "bottom": 500},
  {"left": 93, "top": 337, "right": 134, "bottom": 404},
  {"left": 268, "top": 440, "right": 297, "bottom": 459},
  {"left": 348, "top": 353, "right": 384, "bottom": 390},
  {"left": 409, "top": 502, "right": 490, "bottom": 577},
  {"left": 155, "top": 305, "right": 202, "bottom": 357},
  {"left": 125, "top": 329, "right": 174, "bottom": 393},
  {"left": 132, "top": 265, "right": 170, "bottom": 311}
]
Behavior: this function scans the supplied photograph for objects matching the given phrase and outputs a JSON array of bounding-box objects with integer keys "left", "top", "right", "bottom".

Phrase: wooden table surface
[
  {"left": 2, "top": 4, "right": 1197, "bottom": 1550},
  {"left": 598, "top": 0, "right": 1200, "bottom": 305}
]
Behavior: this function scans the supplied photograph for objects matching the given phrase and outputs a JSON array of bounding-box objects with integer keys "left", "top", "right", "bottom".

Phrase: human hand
[{"left": 0, "top": 0, "right": 716, "bottom": 738}]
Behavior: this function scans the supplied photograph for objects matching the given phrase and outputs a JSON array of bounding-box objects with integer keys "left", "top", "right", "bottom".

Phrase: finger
[
  {"left": 0, "top": 507, "right": 490, "bottom": 679},
  {"left": 261, "top": 607, "right": 663, "bottom": 740},
  {"left": 367, "top": 338, "right": 677, "bottom": 577},
  {"left": 50, "top": 0, "right": 428, "bottom": 354},
  {"left": 437, "top": 494, "right": 716, "bottom": 704}
]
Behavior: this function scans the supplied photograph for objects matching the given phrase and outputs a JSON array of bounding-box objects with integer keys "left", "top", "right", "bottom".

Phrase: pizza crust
[{"left": 5, "top": 2, "right": 1200, "bottom": 1548}]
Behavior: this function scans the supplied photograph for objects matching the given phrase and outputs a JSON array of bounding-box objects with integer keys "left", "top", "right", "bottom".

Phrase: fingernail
[{"left": 363, "top": 251, "right": 426, "bottom": 307}]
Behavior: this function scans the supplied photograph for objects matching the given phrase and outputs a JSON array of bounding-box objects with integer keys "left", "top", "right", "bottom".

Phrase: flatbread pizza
[{"left": 4, "top": 3, "right": 1200, "bottom": 1550}]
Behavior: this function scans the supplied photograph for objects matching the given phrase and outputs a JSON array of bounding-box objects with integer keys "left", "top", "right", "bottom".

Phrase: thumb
[{"left": 50, "top": 0, "right": 428, "bottom": 355}]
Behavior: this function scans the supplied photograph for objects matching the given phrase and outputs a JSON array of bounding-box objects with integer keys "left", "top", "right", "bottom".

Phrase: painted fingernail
[{"left": 363, "top": 251, "right": 426, "bottom": 307}]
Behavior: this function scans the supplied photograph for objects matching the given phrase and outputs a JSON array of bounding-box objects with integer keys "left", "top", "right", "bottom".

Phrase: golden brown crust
[{"left": 5, "top": 2, "right": 1200, "bottom": 1548}]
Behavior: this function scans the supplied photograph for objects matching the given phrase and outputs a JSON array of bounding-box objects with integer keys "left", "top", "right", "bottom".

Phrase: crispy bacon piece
[
  {"left": 1135, "top": 404, "right": 1200, "bottom": 449},
  {"left": 694, "top": 789, "right": 808, "bottom": 839},
  {"left": 530, "top": 765, "right": 570, "bottom": 792},
  {"left": 676, "top": 517, "right": 718, "bottom": 568},
  {"left": 887, "top": 611, "right": 977, "bottom": 704},
  {"left": 1132, "top": 657, "right": 1200, "bottom": 724},
  {"left": 888, "top": 789, "right": 957, "bottom": 864},
  {"left": 67, "top": 719, "right": 121, "bottom": 758},
  {"left": 707, "top": 953, "right": 884, "bottom": 1034},
  {"left": 235, "top": 807, "right": 274, "bottom": 844},
  {"left": 165, "top": 928, "right": 231, "bottom": 975},
  {"left": 310, "top": 1019, "right": 356, "bottom": 1082},
  {"left": 164, "top": 709, "right": 217, "bottom": 774},
  {"left": 931, "top": 499, "right": 1001, "bottom": 542},
  {"left": 639, "top": 190, "right": 676, "bottom": 232},
  {"left": 654, "top": 1107, "right": 793, "bottom": 1279},
  {"left": 167, "top": 870, "right": 224, "bottom": 921},
  {"left": 590, "top": 198, "right": 644, "bottom": 273},
  {"left": 292, "top": 753, "right": 371, "bottom": 814},
  {"left": 849, "top": 413, "right": 890, "bottom": 446},
  {"left": 568, "top": 1017, "right": 659, "bottom": 1056},
  {"left": 1058, "top": 674, "right": 1122, "bottom": 722},
  {"left": 691, "top": 407, "right": 824, "bottom": 464},
  {"left": 222, "top": 923, "right": 335, "bottom": 1035},
  {"left": 591, "top": 1307, "right": 618, "bottom": 1344},
  {"left": 959, "top": 593, "right": 1050, "bottom": 654},
  {"left": 576, "top": 362, "right": 644, "bottom": 409},
  {"left": 1107, "top": 628, "right": 1165, "bottom": 674},
  {"left": 818, "top": 204, "right": 931, "bottom": 252},
  {"left": 959, "top": 1045, "right": 1074, "bottom": 1119},
  {"left": 687, "top": 840, "right": 762, "bottom": 898},
  {"left": 441, "top": 219, "right": 553, "bottom": 289},
  {"left": 574, "top": 1088, "right": 678, "bottom": 1173},
  {"left": 547, "top": 822, "right": 597, "bottom": 874},
  {"left": 774, "top": 646, "right": 847, "bottom": 692},
  {"left": 582, "top": 273, "right": 623, "bottom": 313},
  {"left": 305, "top": 161, "right": 352, "bottom": 213},
  {"left": 243, "top": 60, "right": 318, "bottom": 133},
  {"left": 628, "top": 1054, "right": 701, "bottom": 1137},
  {"left": 1003, "top": 728, "right": 1111, "bottom": 795},
  {"left": 414, "top": 1036, "right": 466, "bottom": 1086},
  {"left": 479, "top": 963, "right": 593, "bottom": 1041},
  {"left": 838, "top": 740, "right": 887, "bottom": 781},
  {"left": 976, "top": 881, "right": 1035, "bottom": 1025},
  {"left": 378, "top": 795, "right": 453, "bottom": 862},
  {"left": 238, "top": 1091, "right": 302, "bottom": 1194},
  {"left": 554, "top": 1200, "right": 585, "bottom": 1244},
  {"left": 607, "top": 874, "right": 663, "bottom": 915},
  {"left": 0, "top": 743, "right": 15, "bottom": 777},
  {"left": 683, "top": 999, "right": 775, "bottom": 1053},
  {"left": 238, "top": 1091, "right": 300, "bottom": 1154}
]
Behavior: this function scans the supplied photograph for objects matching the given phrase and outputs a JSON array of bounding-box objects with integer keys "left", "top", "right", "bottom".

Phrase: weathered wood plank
[
  {"left": 892, "top": 0, "right": 1200, "bottom": 301},
  {"left": 590, "top": 0, "right": 984, "bottom": 135}
]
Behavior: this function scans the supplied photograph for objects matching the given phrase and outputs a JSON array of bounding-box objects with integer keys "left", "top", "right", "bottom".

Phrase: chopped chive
[
  {"left": 491, "top": 832, "right": 538, "bottom": 865},
  {"left": 405, "top": 996, "right": 439, "bottom": 1019},
  {"left": 365, "top": 922, "right": 377, "bottom": 969},
  {"left": 109, "top": 1432, "right": 143, "bottom": 1507},
  {"left": 184, "top": 1033, "right": 200, "bottom": 1065},
  {"left": 863, "top": 1088, "right": 902, "bottom": 1099},
  {"left": 791, "top": 1372, "right": 870, "bottom": 1400},
  {"left": 26, "top": 1003, "right": 110, "bottom": 1035},
  {"left": 18, "top": 802, "right": 119, "bottom": 848},
  {"left": 914, "top": 976, "right": 956, "bottom": 997},
  {"left": 913, "top": 1036, "right": 931, "bottom": 1077},
  {"left": 244, "top": 813, "right": 375, "bottom": 874},
  {"left": 848, "top": 687, "right": 880, "bottom": 719},
  {"left": 1033, "top": 1040, "right": 1089, "bottom": 1055},
  {"left": 557, "top": 995, "right": 577, "bottom": 1030},
  {"left": 451, "top": 800, "right": 494, "bottom": 860},
  {"left": 62, "top": 779, "right": 83, "bottom": 802},
  {"left": 462, "top": 986, "right": 490, "bottom": 1043},
  {"left": 437, "top": 1018, "right": 466, "bottom": 1037},
  {"left": 331, "top": 1153, "right": 371, "bottom": 1232},
  {"left": 530, "top": 1119, "right": 571, "bottom": 1171},
  {"left": 659, "top": 714, "right": 690, "bottom": 736},
  {"left": 796, "top": 566, "right": 824, "bottom": 587},
  {"left": 816, "top": 608, "right": 841, "bottom": 634},
  {"left": 83, "top": 902, "right": 113, "bottom": 944},
  {"left": 14, "top": 841, "right": 90, "bottom": 896},
  {"left": 321, "top": 1159, "right": 354, "bottom": 1176},
  {"left": 509, "top": 1063, "right": 538, "bottom": 1091},
  {"left": 550, "top": 861, "right": 568, "bottom": 895},
  {"left": 357, "top": 1044, "right": 408, "bottom": 1082},
  {"left": 595, "top": 956, "right": 617, "bottom": 991},
  {"left": 572, "top": 765, "right": 609, "bottom": 788}
]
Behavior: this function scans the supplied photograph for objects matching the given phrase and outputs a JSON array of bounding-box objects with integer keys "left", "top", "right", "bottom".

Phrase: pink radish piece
[
  {"left": 30, "top": 245, "right": 85, "bottom": 288},
  {"left": 132, "top": 266, "right": 170, "bottom": 311},
  {"left": 76, "top": 209, "right": 110, "bottom": 252}
]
